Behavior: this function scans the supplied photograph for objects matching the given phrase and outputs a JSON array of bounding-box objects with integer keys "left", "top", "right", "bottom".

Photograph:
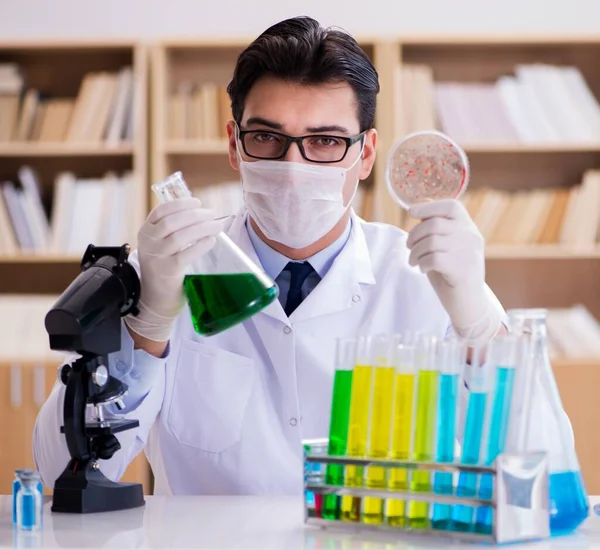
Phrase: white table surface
[{"left": 2, "top": 495, "right": 600, "bottom": 549}]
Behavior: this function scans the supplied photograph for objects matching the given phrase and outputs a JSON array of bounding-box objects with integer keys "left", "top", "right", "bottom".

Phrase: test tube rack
[{"left": 303, "top": 447, "right": 550, "bottom": 545}]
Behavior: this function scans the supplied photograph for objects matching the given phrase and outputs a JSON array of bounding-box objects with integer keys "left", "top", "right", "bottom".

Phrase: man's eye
[
  {"left": 254, "top": 133, "right": 277, "bottom": 142},
  {"left": 310, "top": 137, "right": 343, "bottom": 147}
]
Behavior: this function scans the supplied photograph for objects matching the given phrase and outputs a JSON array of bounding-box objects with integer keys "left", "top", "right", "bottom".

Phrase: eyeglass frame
[{"left": 237, "top": 128, "right": 368, "bottom": 164}]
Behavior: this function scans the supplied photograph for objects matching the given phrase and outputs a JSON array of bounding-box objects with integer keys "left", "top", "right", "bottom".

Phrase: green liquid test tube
[
  {"left": 364, "top": 334, "right": 395, "bottom": 525},
  {"left": 323, "top": 338, "right": 356, "bottom": 520},
  {"left": 386, "top": 342, "right": 417, "bottom": 528},
  {"left": 341, "top": 336, "right": 373, "bottom": 522},
  {"left": 408, "top": 335, "right": 439, "bottom": 528}
]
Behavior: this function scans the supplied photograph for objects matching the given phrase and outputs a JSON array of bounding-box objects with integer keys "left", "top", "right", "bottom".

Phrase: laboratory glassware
[
  {"left": 475, "top": 334, "right": 521, "bottom": 533},
  {"left": 152, "top": 172, "right": 278, "bottom": 336},
  {"left": 323, "top": 337, "right": 356, "bottom": 520},
  {"left": 506, "top": 308, "right": 589, "bottom": 536},
  {"left": 387, "top": 340, "right": 417, "bottom": 527},
  {"left": 432, "top": 337, "right": 466, "bottom": 529},
  {"left": 385, "top": 130, "right": 469, "bottom": 210},
  {"left": 452, "top": 343, "right": 494, "bottom": 531},
  {"left": 364, "top": 334, "right": 395, "bottom": 524},
  {"left": 15, "top": 471, "right": 42, "bottom": 531},
  {"left": 341, "top": 335, "right": 373, "bottom": 522},
  {"left": 409, "top": 334, "right": 440, "bottom": 527}
]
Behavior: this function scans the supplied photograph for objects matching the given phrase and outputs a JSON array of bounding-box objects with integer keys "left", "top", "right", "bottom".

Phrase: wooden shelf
[
  {"left": 151, "top": 40, "right": 382, "bottom": 218},
  {"left": 165, "top": 139, "right": 229, "bottom": 155},
  {"left": 0, "top": 254, "right": 81, "bottom": 263},
  {"left": 462, "top": 143, "right": 600, "bottom": 154},
  {"left": 0, "top": 143, "right": 134, "bottom": 157},
  {"left": 0, "top": 41, "right": 148, "bottom": 294},
  {"left": 485, "top": 246, "right": 600, "bottom": 259}
]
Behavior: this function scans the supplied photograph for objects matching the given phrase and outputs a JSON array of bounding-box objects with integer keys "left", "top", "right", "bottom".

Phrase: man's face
[{"left": 227, "top": 76, "right": 377, "bottom": 207}]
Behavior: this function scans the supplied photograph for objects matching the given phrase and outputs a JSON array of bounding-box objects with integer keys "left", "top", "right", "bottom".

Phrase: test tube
[
  {"left": 341, "top": 336, "right": 373, "bottom": 522},
  {"left": 12, "top": 469, "right": 42, "bottom": 526},
  {"left": 432, "top": 338, "right": 466, "bottom": 530},
  {"left": 386, "top": 342, "right": 417, "bottom": 527},
  {"left": 363, "top": 334, "right": 395, "bottom": 525},
  {"left": 304, "top": 438, "right": 328, "bottom": 518},
  {"left": 322, "top": 338, "right": 356, "bottom": 520},
  {"left": 408, "top": 335, "right": 440, "bottom": 528},
  {"left": 452, "top": 345, "right": 494, "bottom": 531},
  {"left": 475, "top": 335, "right": 520, "bottom": 533},
  {"left": 15, "top": 471, "right": 42, "bottom": 531}
]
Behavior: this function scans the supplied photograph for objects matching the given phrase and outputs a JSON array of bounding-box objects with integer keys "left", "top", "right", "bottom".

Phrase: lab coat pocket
[{"left": 167, "top": 338, "right": 256, "bottom": 454}]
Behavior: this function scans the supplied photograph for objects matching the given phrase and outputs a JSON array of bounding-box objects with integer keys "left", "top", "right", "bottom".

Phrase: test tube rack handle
[{"left": 303, "top": 451, "right": 550, "bottom": 545}]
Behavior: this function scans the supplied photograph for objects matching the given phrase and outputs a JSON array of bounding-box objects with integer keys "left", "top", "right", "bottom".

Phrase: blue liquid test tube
[
  {"left": 15, "top": 471, "right": 43, "bottom": 531},
  {"left": 432, "top": 338, "right": 466, "bottom": 530},
  {"left": 452, "top": 345, "right": 494, "bottom": 531},
  {"left": 12, "top": 469, "right": 43, "bottom": 525},
  {"left": 475, "top": 335, "right": 519, "bottom": 534}
]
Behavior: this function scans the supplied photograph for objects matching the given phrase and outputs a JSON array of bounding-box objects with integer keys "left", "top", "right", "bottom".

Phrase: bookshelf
[
  {"left": 0, "top": 42, "right": 150, "bottom": 492},
  {"left": 370, "top": 36, "right": 600, "bottom": 321},
  {"left": 150, "top": 38, "right": 386, "bottom": 218},
  {"left": 0, "top": 41, "right": 148, "bottom": 294}
]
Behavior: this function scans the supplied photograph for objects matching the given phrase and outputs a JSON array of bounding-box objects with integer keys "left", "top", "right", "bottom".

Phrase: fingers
[
  {"left": 144, "top": 205, "right": 220, "bottom": 240},
  {"left": 406, "top": 216, "right": 455, "bottom": 250},
  {"left": 161, "top": 218, "right": 225, "bottom": 256},
  {"left": 414, "top": 249, "right": 453, "bottom": 278},
  {"left": 175, "top": 235, "right": 218, "bottom": 268},
  {"left": 409, "top": 234, "right": 454, "bottom": 267},
  {"left": 146, "top": 197, "right": 203, "bottom": 224},
  {"left": 409, "top": 199, "right": 467, "bottom": 221}
]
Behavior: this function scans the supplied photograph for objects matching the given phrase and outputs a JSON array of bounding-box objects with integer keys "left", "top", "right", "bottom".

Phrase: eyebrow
[{"left": 244, "top": 117, "right": 350, "bottom": 135}]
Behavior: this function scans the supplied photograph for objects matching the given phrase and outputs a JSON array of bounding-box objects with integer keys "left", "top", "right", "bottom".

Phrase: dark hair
[{"left": 227, "top": 16, "right": 379, "bottom": 132}]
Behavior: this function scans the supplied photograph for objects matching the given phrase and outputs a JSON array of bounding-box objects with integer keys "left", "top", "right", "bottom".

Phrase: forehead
[{"left": 242, "top": 77, "right": 360, "bottom": 133}]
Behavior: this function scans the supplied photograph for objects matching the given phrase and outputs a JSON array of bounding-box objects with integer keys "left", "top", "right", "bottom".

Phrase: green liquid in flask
[{"left": 183, "top": 273, "right": 278, "bottom": 336}]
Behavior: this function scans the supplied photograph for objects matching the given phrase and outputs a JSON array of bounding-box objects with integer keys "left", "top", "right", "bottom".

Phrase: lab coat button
[
  {"left": 289, "top": 417, "right": 297, "bottom": 426},
  {"left": 283, "top": 326, "right": 292, "bottom": 334},
  {"left": 352, "top": 294, "right": 361, "bottom": 303}
]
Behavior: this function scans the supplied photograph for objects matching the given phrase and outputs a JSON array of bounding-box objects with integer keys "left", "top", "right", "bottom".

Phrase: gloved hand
[
  {"left": 124, "top": 198, "right": 225, "bottom": 342},
  {"left": 406, "top": 199, "right": 503, "bottom": 346}
]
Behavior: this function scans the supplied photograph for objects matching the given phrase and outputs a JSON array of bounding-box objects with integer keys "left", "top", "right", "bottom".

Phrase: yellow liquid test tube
[
  {"left": 386, "top": 342, "right": 417, "bottom": 527},
  {"left": 363, "top": 334, "right": 395, "bottom": 525},
  {"left": 341, "top": 336, "right": 373, "bottom": 522},
  {"left": 408, "top": 335, "right": 439, "bottom": 528}
]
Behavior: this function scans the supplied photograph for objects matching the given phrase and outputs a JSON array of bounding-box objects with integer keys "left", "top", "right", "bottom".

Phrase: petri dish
[{"left": 385, "top": 130, "right": 470, "bottom": 210}]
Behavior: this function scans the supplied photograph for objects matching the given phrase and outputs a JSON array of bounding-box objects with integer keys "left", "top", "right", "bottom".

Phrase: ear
[
  {"left": 359, "top": 128, "right": 377, "bottom": 181},
  {"left": 227, "top": 120, "right": 239, "bottom": 171}
]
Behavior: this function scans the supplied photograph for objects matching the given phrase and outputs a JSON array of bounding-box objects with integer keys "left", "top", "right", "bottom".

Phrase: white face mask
[{"left": 238, "top": 143, "right": 363, "bottom": 249}]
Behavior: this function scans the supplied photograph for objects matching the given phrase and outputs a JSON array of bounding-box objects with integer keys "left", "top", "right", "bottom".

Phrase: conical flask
[
  {"left": 506, "top": 308, "right": 589, "bottom": 536},
  {"left": 152, "top": 172, "right": 279, "bottom": 336}
]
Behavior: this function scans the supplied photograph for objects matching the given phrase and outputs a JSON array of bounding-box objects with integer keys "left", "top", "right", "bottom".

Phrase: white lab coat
[{"left": 34, "top": 210, "right": 476, "bottom": 496}]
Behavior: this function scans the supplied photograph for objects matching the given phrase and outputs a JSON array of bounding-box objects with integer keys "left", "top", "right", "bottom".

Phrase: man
[{"left": 34, "top": 16, "right": 505, "bottom": 495}]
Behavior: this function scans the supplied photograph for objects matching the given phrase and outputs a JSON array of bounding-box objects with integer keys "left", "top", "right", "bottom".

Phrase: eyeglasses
[{"left": 238, "top": 129, "right": 366, "bottom": 163}]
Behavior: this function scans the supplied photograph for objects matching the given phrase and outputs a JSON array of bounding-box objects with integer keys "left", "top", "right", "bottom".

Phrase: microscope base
[{"left": 51, "top": 464, "right": 145, "bottom": 514}]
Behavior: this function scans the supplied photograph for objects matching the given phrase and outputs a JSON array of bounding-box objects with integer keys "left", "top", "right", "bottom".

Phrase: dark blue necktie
[{"left": 284, "top": 261, "right": 315, "bottom": 316}]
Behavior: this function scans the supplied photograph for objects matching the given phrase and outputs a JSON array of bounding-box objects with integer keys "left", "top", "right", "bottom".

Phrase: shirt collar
[{"left": 245, "top": 216, "right": 352, "bottom": 281}]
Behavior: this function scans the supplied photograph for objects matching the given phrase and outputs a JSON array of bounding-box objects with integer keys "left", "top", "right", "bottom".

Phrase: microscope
[{"left": 44, "top": 244, "right": 145, "bottom": 514}]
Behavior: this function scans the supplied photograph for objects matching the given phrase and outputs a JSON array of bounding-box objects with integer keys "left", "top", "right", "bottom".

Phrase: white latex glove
[
  {"left": 124, "top": 197, "right": 225, "bottom": 342},
  {"left": 407, "top": 199, "right": 503, "bottom": 346}
]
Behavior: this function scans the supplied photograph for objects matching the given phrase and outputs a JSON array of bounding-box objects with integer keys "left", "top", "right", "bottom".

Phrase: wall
[{"left": 1, "top": 0, "right": 600, "bottom": 40}]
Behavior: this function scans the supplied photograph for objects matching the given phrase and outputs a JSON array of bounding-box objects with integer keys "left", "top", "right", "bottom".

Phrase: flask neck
[{"left": 507, "top": 309, "right": 548, "bottom": 342}]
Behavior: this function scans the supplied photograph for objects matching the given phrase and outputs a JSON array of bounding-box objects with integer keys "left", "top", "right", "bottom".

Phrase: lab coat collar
[{"left": 224, "top": 208, "right": 376, "bottom": 325}]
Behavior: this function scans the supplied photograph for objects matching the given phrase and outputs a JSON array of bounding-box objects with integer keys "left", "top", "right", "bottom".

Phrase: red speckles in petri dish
[{"left": 385, "top": 130, "right": 469, "bottom": 210}]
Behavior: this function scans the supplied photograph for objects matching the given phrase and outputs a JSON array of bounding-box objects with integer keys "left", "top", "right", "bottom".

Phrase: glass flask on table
[
  {"left": 152, "top": 172, "right": 279, "bottom": 336},
  {"left": 506, "top": 308, "right": 589, "bottom": 536}
]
